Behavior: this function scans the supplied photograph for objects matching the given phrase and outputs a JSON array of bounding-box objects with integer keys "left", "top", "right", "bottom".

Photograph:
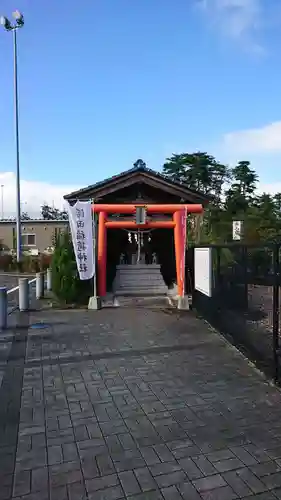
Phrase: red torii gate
[{"left": 92, "top": 204, "right": 203, "bottom": 297}]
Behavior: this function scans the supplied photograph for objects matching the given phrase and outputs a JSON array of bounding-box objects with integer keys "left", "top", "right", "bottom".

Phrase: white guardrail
[{"left": 0, "top": 268, "right": 52, "bottom": 330}]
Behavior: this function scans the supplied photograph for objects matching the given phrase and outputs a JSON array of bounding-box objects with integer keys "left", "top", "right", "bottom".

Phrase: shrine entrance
[
  {"left": 119, "top": 228, "right": 154, "bottom": 266},
  {"left": 92, "top": 204, "right": 203, "bottom": 297}
]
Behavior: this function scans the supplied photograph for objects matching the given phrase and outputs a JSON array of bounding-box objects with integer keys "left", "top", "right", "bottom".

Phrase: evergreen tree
[
  {"left": 162, "top": 152, "right": 279, "bottom": 244},
  {"left": 41, "top": 203, "right": 68, "bottom": 220}
]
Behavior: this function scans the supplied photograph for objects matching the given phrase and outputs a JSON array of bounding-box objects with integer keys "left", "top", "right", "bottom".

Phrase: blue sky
[{"left": 0, "top": 0, "right": 281, "bottom": 214}]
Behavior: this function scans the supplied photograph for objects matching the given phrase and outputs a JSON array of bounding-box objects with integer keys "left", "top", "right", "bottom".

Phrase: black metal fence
[{"left": 192, "top": 243, "right": 281, "bottom": 382}]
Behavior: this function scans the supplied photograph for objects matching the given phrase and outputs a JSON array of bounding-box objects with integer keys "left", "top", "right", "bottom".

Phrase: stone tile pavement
[{"left": 2, "top": 306, "right": 281, "bottom": 499}]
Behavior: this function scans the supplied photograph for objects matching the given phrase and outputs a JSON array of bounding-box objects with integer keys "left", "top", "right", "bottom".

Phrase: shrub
[
  {"left": 0, "top": 253, "right": 52, "bottom": 273},
  {"left": 0, "top": 254, "right": 14, "bottom": 271},
  {"left": 39, "top": 253, "right": 52, "bottom": 271},
  {"left": 51, "top": 230, "right": 91, "bottom": 304}
]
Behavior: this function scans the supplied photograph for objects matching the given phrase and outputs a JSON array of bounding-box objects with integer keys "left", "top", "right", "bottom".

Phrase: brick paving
[{"left": 2, "top": 307, "right": 281, "bottom": 499}]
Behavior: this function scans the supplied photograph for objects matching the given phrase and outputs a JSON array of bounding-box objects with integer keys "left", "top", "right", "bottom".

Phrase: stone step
[
  {"left": 116, "top": 264, "right": 161, "bottom": 269},
  {"left": 114, "top": 289, "right": 168, "bottom": 297},
  {"left": 116, "top": 282, "right": 168, "bottom": 291},
  {"left": 113, "top": 264, "right": 168, "bottom": 297},
  {"left": 116, "top": 284, "right": 166, "bottom": 289},
  {"left": 117, "top": 289, "right": 168, "bottom": 295},
  {"left": 117, "top": 271, "right": 163, "bottom": 276},
  {"left": 116, "top": 271, "right": 163, "bottom": 276},
  {"left": 112, "top": 296, "right": 175, "bottom": 307},
  {"left": 116, "top": 266, "right": 161, "bottom": 273},
  {"left": 114, "top": 279, "right": 168, "bottom": 285},
  {"left": 116, "top": 273, "right": 163, "bottom": 280},
  {"left": 115, "top": 283, "right": 168, "bottom": 290},
  {"left": 115, "top": 277, "right": 165, "bottom": 284}
]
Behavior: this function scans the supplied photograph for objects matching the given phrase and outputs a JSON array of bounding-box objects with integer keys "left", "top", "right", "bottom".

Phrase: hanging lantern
[{"left": 135, "top": 206, "right": 146, "bottom": 225}]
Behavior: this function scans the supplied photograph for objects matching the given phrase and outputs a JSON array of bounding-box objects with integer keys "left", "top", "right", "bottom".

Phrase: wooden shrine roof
[{"left": 64, "top": 164, "right": 211, "bottom": 205}]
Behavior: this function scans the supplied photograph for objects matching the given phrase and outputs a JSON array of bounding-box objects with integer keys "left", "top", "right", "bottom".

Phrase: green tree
[
  {"left": 51, "top": 230, "right": 78, "bottom": 303},
  {"left": 51, "top": 230, "right": 91, "bottom": 304},
  {"left": 163, "top": 152, "right": 229, "bottom": 201},
  {"left": 255, "top": 193, "right": 276, "bottom": 218},
  {"left": 225, "top": 161, "right": 258, "bottom": 216},
  {"left": 162, "top": 152, "right": 281, "bottom": 245},
  {"left": 273, "top": 193, "right": 281, "bottom": 215},
  {"left": 163, "top": 153, "right": 190, "bottom": 183},
  {"left": 163, "top": 152, "right": 231, "bottom": 244},
  {"left": 10, "top": 211, "right": 31, "bottom": 221},
  {"left": 251, "top": 193, "right": 281, "bottom": 241},
  {"left": 21, "top": 211, "right": 31, "bottom": 220},
  {"left": 41, "top": 203, "right": 68, "bottom": 220}
]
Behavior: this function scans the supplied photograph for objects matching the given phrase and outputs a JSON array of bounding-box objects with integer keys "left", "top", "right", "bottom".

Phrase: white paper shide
[{"left": 67, "top": 201, "right": 95, "bottom": 280}]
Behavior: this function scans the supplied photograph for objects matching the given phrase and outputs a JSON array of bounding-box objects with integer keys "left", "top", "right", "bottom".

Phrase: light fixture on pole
[{"left": 0, "top": 10, "right": 24, "bottom": 262}]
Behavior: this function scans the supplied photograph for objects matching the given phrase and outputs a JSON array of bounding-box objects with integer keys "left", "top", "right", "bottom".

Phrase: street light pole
[
  {"left": 13, "top": 27, "right": 21, "bottom": 262},
  {"left": 0, "top": 11, "right": 24, "bottom": 262}
]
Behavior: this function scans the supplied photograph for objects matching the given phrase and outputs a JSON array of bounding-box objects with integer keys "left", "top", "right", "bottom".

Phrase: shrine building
[{"left": 64, "top": 162, "right": 210, "bottom": 298}]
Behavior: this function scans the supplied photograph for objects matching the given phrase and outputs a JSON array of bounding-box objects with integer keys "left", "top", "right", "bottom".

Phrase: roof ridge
[{"left": 64, "top": 164, "right": 210, "bottom": 201}]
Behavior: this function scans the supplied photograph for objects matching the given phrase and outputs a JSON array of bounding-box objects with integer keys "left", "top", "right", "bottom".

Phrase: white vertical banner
[
  {"left": 66, "top": 201, "right": 95, "bottom": 280},
  {"left": 92, "top": 199, "right": 96, "bottom": 258},
  {"left": 180, "top": 207, "right": 187, "bottom": 296},
  {"left": 92, "top": 199, "right": 96, "bottom": 287}
]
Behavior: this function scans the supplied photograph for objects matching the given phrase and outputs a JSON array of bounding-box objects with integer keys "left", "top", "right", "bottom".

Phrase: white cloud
[
  {"left": 2, "top": 120, "right": 281, "bottom": 219},
  {"left": 223, "top": 121, "right": 281, "bottom": 154},
  {"left": 0, "top": 172, "right": 78, "bottom": 219},
  {"left": 198, "top": 0, "right": 266, "bottom": 52},
  {"left": 257, "top": 182, "right": 281, "bottom": 195}
]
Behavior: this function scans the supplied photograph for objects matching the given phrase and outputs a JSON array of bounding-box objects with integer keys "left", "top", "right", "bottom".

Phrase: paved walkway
[{"left": 2, "top": 307, "right": 281, "bottom": 499}]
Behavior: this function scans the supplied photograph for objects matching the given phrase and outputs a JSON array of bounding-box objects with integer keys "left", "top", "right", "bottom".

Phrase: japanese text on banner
[
  {"left": 67, "top": 201, "right": 95, "bottom": 280},
  {"left": 179, "top": 208, "right": 187, "bottom": 296}
]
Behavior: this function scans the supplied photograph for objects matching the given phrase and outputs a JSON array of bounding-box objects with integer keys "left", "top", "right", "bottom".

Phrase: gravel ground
[
  {"left": 223, "top": 284, "right": 281, "bottom": 374},
  {"left": 248, "top": 284, "right": 280, "bottom": 332}
]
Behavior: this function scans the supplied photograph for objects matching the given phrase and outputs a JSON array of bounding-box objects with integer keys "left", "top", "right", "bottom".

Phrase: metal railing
[
  {"left": 192, "top": 243, "right": 281, "bottom": 382},
  {"left": 0, "top": 268, "right": 52, "bottom": 329},
  {"left": 7, "top": 276, "right": 36, "bottom": 314}
]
